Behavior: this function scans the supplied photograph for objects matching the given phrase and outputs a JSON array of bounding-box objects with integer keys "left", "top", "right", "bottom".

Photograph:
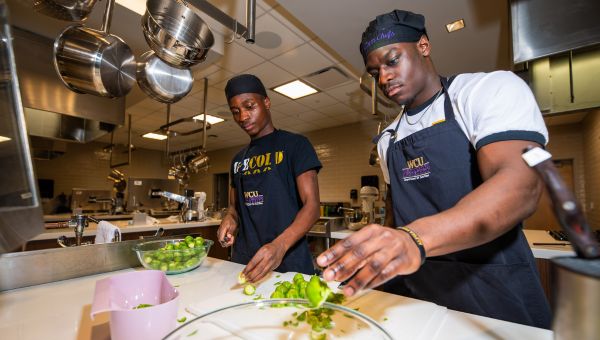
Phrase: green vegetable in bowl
[
  {"left": 133, "top": 303, "right": 154, "bottom": 309},
  {"left": 136, "top": 235, "right": 210, "bottom": 274}
]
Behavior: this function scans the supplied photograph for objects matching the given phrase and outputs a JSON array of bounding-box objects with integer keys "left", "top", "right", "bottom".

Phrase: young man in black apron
[
  {"left": 317, "top": 10, "right": 552, "bottom": 328},
  {"left": 218, "top": 74, "right": 322, "bottom": 283}
]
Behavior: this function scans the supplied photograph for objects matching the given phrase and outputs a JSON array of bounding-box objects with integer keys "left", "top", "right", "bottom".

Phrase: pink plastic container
[{"left": 90, "top": 270, "right": 180, "bottom": 340}]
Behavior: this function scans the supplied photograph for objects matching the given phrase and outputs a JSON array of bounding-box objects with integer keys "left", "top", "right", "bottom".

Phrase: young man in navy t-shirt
[{"left": 218, "top": 74, "right": 322, "bottom": 282}]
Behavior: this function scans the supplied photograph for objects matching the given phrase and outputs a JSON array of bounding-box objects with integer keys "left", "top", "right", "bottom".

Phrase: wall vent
[{"left": 302, "top": 66, "right": 349, "bottom": 90}]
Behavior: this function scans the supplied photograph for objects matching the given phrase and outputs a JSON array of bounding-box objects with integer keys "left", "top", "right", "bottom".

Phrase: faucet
[
  {"left": 57, "top": 214, "right": 101, "bottom": 247},
  {"left": 158, "top": 190, "right": 198, "bottom": 222}
]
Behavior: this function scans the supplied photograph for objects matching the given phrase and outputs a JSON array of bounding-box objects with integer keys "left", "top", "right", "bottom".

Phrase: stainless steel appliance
[
  {"left": 127, "top": 177, "right": 179, "bottom": 212},
  {"left": 308, "top": 217, "right": 345, "bottom": 249},
  {"left": 70, "top": 188, "right": 113, "bottom": 213},
  {"left": 159, "top": 190, "right": 198, "bottom": 222},
  {"left": 0, "top": 1, "right": 44, "bottom": 253}
]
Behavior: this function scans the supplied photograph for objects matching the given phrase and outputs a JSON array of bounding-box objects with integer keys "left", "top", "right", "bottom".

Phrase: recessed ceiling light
[
  {"left": 116, "top": 0, "right": 145, "bottom": 15},
  {"left": 272, "top": 80, "right": 319, "bottom": 99},
  {"left": 446, "top": 19, "right": 465, "bottom": 33},
  {"left": 142, "top": 132, "right": 168, "bottom": 140},
  {"left": 192, "top": 114, "right": 225, "bottom": 125},
  {"left": 0, "top": 136, "right": 10, "bottom": 142}
]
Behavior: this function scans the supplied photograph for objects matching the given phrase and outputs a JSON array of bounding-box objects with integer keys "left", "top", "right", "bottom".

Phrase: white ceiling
[{"left": 7, "top": 0, "right": 514, "bottom": 152}]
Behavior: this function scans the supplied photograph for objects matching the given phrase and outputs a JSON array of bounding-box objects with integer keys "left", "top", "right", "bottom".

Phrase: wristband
[{"left": 397, "top": 226, "right": 426, "bottom": 266}]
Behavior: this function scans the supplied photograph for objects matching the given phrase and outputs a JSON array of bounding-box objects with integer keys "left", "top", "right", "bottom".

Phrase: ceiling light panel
[
  {"left": 142, "top": 132, "right": 168, "bottom": 140},
  {"left": 116, "top": 0, "right": 145, "bottom": 15},
  {"left": 192, "top": 114, "right": 225, "bottom": 124},
  {"left": 272, "top": 80, "right": 319, "bottom": 99}
]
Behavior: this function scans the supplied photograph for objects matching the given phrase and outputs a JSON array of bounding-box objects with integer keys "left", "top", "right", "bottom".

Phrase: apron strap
[{"left": 440, "top": 76, "right": 455, "bottom": 121}]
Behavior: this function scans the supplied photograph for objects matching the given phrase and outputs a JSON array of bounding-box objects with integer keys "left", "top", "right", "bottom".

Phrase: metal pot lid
[
  {"left": 98, "top": 37, "right": 136, "bottom": 97},
  {"left": 137, "top": 51, "right": 193, "bottom": 103}
]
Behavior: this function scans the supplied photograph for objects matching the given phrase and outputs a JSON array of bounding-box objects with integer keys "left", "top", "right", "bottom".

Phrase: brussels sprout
[
  {"left": 293, "top": 273, "right": 305, "bottom": 284},
  {"left": 243, "top": 284, "right": 256, "bottom": 295},
  {"left": 237, "top": 272, "right": 247, "bottom": 285},
  {"left": 306, "top": 275, "right": 331, "bottom": 308}
]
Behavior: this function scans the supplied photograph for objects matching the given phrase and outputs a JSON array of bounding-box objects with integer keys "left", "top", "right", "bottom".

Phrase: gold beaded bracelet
[{"left": 397, "top": 226, "right": 426, "bottom": 266}]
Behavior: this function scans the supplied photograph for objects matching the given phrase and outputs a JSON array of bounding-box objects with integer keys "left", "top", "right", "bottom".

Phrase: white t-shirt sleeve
[
  {"left": 456, "top": 71, "right": 548, "bottom": 149},
  {"left": 377, "top": 131, "right": 392, "bottom": 184}
]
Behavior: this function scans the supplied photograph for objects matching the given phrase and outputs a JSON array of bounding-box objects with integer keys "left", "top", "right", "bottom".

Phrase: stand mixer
[{"left": 346, "top": 186, "right": 379, "bottom": 231}]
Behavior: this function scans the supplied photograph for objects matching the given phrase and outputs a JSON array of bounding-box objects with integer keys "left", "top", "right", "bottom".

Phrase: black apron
[
  {"left": 380, "top": 77, "right": 552, "bottom": 329},
  {"left": 231, "top": 131, "right": 314, "bottom": 275}
]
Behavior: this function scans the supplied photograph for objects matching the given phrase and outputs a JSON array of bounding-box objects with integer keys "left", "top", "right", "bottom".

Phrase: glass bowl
[
  {"left": 133, "top": 238, "right": 213, "bottom": 275},
  {"left": 164, "top": 299, "right": 393, "bottom": 339}
]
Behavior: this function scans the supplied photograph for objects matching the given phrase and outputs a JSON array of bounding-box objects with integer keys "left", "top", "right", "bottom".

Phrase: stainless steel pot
[
  {"left": 136, "top": 50, "right": 194, "bottom": 103},
  {"left": 187, "top": 151, "right": 209, "bottom": 173},
  {"left": 33, "top": 0, "right": 98, "bottom": 22},
  {"left": 551, "top": 257, "right": 600, "bottom": 339},
  {"left": 141, "top": 0, "right": 214, "bottom": 68},
  {"left": 53, "top": 0, "right": 136, "bottom": 97}
]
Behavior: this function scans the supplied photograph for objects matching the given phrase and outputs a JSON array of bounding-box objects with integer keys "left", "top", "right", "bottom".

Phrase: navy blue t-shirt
[{"left": 230, "top": 129, "right": 322, "bottom": 274}]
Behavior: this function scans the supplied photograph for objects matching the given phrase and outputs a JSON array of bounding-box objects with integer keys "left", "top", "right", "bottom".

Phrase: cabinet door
[{"left": 530, "top": 49, "right": 600, "bottom": 114}]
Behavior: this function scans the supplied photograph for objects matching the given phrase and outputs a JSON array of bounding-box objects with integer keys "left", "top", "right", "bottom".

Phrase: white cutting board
[{"left": 343, "top": 289, "right": 447, "bottom": 340}]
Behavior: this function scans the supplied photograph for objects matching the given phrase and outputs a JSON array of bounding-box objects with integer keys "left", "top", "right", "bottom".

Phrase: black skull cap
[{"left": 225, "top": 74, "right": 268, "bottom": 101}]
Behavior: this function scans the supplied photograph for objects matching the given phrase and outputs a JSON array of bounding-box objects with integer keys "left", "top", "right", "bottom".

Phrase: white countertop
[
  {"left": 0, "top": 257, "right": 552, "bottom": 340},
  {"left": 30, "top": 219, "right": 222, "bottom": 241},
  {"left": 329, "top": 228, "right": 575, "bottom": 259}
]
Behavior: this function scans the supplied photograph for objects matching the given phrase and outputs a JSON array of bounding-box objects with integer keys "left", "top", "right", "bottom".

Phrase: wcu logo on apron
[
  {"left": 402, "top": 156, "right": 431, "bottom": 181},
  {"left": 243, "top": 190, "right": 264, "bottom": 206}
]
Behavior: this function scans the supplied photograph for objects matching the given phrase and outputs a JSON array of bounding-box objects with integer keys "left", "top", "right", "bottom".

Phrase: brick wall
[
  {"left": 582, "top": 109, "right": 600, "bottom": 228},
  {"left": 546, "top": 123, "right": 586, "bottom": 208}
]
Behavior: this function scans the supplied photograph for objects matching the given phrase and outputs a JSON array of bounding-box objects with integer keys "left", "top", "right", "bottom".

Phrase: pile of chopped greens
[{"left": 269, "top": 273, "right": 346, "bottom": 336}]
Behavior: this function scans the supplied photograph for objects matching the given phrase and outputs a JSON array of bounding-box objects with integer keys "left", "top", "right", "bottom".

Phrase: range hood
[{"left": 11, "top": 27, "right": 124, "bottom": 143}]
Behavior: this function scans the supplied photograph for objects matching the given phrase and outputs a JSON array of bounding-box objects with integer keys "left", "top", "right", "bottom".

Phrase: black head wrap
[
  {"left": 225, "top": 74, "right": 268, "bottom": 101},
  {"left": 359, "top": 10, "right": 427, "bottom": 61}
]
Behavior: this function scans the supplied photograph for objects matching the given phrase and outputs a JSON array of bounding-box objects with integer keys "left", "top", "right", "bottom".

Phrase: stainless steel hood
[{"left": 11, "top": 27, "right": 124, "bottom": 143}]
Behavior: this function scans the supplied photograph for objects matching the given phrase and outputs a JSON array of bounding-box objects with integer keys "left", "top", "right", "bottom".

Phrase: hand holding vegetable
[
  {"left": 316, "top": 224, "right": 422, "bottom": 297},
  {"left": 242, "top": 240, "right": 286, "bottom": 282}
]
